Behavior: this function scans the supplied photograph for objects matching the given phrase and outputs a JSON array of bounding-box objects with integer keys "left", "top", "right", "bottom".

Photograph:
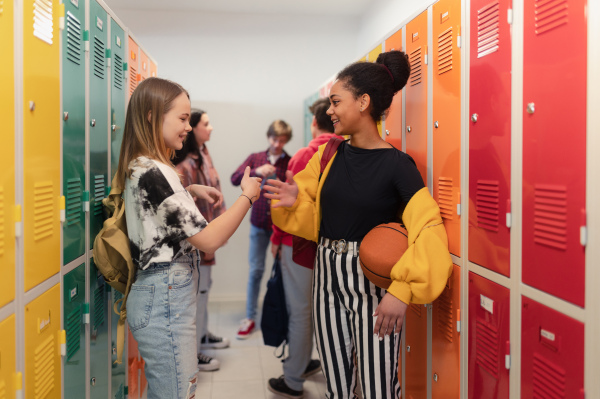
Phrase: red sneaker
[{"left": 236, "top": 318, "right": 255, "bottom": 340}]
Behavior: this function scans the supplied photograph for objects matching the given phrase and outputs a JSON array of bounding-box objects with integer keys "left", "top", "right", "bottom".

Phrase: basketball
[{"left": 359, "top": 222, "right": 409, "bottom": 289}]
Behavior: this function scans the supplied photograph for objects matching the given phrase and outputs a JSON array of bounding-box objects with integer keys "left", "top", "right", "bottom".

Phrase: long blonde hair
[{"left": 115, "top": 77, "right": 189, "bottom": 189}]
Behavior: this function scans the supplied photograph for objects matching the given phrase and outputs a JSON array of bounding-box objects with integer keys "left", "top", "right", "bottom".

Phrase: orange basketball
[{"left": 359, "top": 223, "right": 409, "bottom": 289}]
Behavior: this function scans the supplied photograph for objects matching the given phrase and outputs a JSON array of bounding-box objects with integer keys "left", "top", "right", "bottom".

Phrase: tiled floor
[{"left": 195, "top": 300, "right": 327, "bottom": 399}]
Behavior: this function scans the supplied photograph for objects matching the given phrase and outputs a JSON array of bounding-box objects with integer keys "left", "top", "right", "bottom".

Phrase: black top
[{"left": 320, "top": 141, "right": 425, "bottom": 242}]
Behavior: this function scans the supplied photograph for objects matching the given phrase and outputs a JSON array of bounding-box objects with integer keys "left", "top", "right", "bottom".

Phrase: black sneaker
[
  {"left": 197, "top": 352, "right": 220, "bottom": 371},
  {"left": 300, "top": 359, "right": 321, "bottom": 379},
  {"left": 268, "top": 376, "right": 303, "bottom": 399},
  {"left": 200, "top": 331, "right": 230, "bottom": 349}
]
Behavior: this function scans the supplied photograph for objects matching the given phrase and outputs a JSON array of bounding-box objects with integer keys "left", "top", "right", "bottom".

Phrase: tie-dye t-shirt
[{"left": 124, "top": 156, "right": 208, "bottom": 269}]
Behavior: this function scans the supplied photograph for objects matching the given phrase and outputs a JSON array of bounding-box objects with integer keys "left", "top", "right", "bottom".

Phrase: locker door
[
  {"left": 404, "top": 303, "right": 427, "bottom": 399},
  {"left": 149, "top": 60, "right": 157, "bottom": 77},
  {"left": 0, "top": 315, "right": 16, "bottom": 398},
  {"left": 110, "top": 289, "right": 127, "bottom": 399},
  {"left": 468, "top": 0, "right": 512, "bottom": 276},
  {"left": 522, "top": 0, "right": 587, "bottom": 307},
  {"left": 110, "top": 19, "right": 126, "bottom": 180},
  {"left": 63, "top": 264, "right": 86, "bottom": 398},
  {"left": 521, "top": 296, "right": 584, "bottom": 398},
  {"left": 384, "top": 29, "right": 403, "bottom": 150},
  {"left": 25, "top": 284, "right": 61, "bottom": 398},
  {"left": 23, "top": 0, "right": 61, "bottom": 291},
  {"left": 88, "top": 0, "right": 109, "bottom": 247},
  {"left": 127, "top": 37, "right": 139, "bottom": 99},
  {"left": 432, "top": 0, "right": 461, "bottom": 256},
  {"left": 139, "top": 49, "right": 149, "bottom": 81},
  {"left": 431, "top": 264, "right": 460, "bottom": 398},
  {"left": 405, "top": 11, "right": 428, "bottom": 185},
  {"left": 90, "top": 258, "right": 110, "bottom": 399},
  {"left": 62, "top": 0, "right": 86, "bottom": 264},
  {"left": 0, "top": 0, "right": 15, "bottom": 307},
  {"left": 468, "top": 272, "right": 509, "bottom": 399}
]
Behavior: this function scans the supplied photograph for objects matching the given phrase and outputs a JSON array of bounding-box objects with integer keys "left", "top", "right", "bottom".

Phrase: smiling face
[
  {"left": 162, "top": 92, "right": 192, "bottom": 150},
  {"left": 193, "top": 113, "right": 213, "bottom": 146},
  {"left": 327, "top": 79, "right": 363, "bottom": 136}
]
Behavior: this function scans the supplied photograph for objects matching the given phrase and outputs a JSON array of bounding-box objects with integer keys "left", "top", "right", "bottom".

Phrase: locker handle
[
  {"left": 424, "top": 45, "right": 428, "bottom": 65},
  {"left": 59, "top": 3, "right": 65, "bottom": 30},
  {"left": 15, "top": 205, "right": 23, "bottom": 238},
  {"left": 457, "top": 25, "right": 461, "bottom": 48},
  {"left": 60, "top": 330, "right": 67, "bottom": 356},
  {"left": 505, "top": 341, "right": 511, "bottom": 370},
  {"left": 60, "top": 196, "right": 66, "bottom": 223},
  {"left": 457, "top": 309, "right": 461, "bottom": 333},
  {"left": 581, "top": 209, "right": 587, "bottom": 246},
  {"left": 15, "top": 372, "right": 23, "bottom": 399},
  {"left": 506, "top": 199, "right": 512, "bottom": 228}
]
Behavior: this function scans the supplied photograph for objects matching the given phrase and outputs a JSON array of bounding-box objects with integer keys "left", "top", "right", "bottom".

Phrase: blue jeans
[
  {"left": 246, "top": 224, "right": 272, "bottom": 320},
  {"left": 127, "top": 253, "right": 200, "bottom": 399}
]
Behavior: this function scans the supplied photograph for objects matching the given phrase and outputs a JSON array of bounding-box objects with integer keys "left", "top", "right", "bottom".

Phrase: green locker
[
  {"left": 110, "top": 288, "right": 127, "bottom": 399},
  {"left": 63, "top": 264, "right": 86, "bottom": 398},
  {"left": 90, "top": 258, "right": 110, "bottom": 399},
  {"left": 62, "top": 0, "right": 86, "bottom": 264},
  {"left": 110, "top": 19, "right": 126, "bottom": 180},
  {"left": 89, "top": 0, "right": 109, "bottom": 247}
]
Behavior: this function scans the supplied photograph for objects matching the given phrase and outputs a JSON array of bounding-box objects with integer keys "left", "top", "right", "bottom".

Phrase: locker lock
[
  {"left": 90, "top": 377, "right": 96, "bottom": 386},
  {"left": 90, "top": 119, "right": 96, "bottom": 127},
  {"left": 471, "top": 113, "right": 478, "bottom": 123},
  {"left": 406, "top": 345, "right": 411, "bottom": 352},
  {"left": 433, "top": 373, "right": 438, "bottom": 382},
  {"left": 385, "top": 129, "right": 390, "bottom": 136},
  {"left": 406, "top": 126, "right": 412, "bottom": 133},
  {"left": 112, "top": 347, "right": 117, "bottom": 355},
  {"left": 526, "top": 102, "right": 535, "bottom": 114},
  {"left": 112, "top": 124, "right": 117, "bottom": 132},
  {"left": 29, "top": 101, "right": 35, "bottom": 111},
  {"left": 434, "top": 121, "right": 439, "bottom": 128},
  {"left": 63, "top": 112, "right": 69, "bottom": 121}
]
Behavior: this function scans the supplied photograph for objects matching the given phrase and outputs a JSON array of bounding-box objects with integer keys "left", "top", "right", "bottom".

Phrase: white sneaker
[{"left": 197, "top": 352, "right": 220, "bottom": 371}]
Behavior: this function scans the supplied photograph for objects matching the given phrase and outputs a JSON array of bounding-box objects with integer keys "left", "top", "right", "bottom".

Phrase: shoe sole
[
  {"left": 236, "top": 333, "right": 253, "bottom": 340},
  {"left": 300, "top": 366, "right": 321, "bottom": 379},
  {"left": 201, "top": 342, "right": 230, "bottom": 349},
  {"left": 267, "top": 384, "right": 304, "bottom": 399},
  {"left": 197, "top": 364, "right": 220, "bottom": 372}
]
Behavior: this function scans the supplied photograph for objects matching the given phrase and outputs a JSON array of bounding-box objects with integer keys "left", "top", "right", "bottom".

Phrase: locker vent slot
[
  {"left": 66, "top": 11, "right": 82, "bottom": 65},
  {"left": 66, "top": 307, "right": 81, "bottom": 360},
  {"left": 114, "top": 54, "right": 124, "bottom": 90},
  {"left": 33, "top": 0, "right": 54, "bottom": 45},
  {"left": 438, "top": 177, "right": 454, "bottom": 220},
  {"left": 34, "top": 334, "right": 56, "bottom": 398},
  {"left": 437, "top": 27, "right": 453, "bottom": 75},
  {"left": 93, "top": 36, "right": 106, "bottom": 79},
  {"left": 93, "top": 175, "right": 105, "bottom": 217},
  {"left": 0, "top": 187, "right": 4, "bottom": 257},
  {"left": 129, "top": 66, "right": 138, "bottom": 95},
  {"left": 477, "top": 1, "right": 500, "bottom": 58},
  {"left": 409, "top": 47, "right": 422, "bottom": 86},
  {"left": 475, "top": 318, "right": 499, "bottom": 378},
  {"left": 0, "top": 379, "right": 5, "bottom": 399},
  {"left": 33, "top": 181, "right": 55, "bottom": 241},
  {"left": 535, "top": 0, "right": 568, "bottom": 35},
  {"left": 93, "top": 285, "right": 105, "bottom": 329},
  {"left": 476, "top": 180, "right": 500, "bottom": 232},
  {"left": 533, "top": 185, "right": 567, "bottom": 250},
  {"left": 436, "top": 286, "right": 454, "bottom": 343},
  {"left": 533, "top": 353, "right": 566, "bottom": 398},
  {"left": 409, "top": 303, "right": 422, "bottom": 318},
  {"left": 66, "top": 178, "right": 82, "bottom": 226}
]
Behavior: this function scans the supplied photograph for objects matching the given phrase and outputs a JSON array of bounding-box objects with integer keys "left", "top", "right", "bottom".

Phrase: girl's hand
[
  {"left": 373, "top": 293, "right": 408, "bottom": 339},
  {"left": 240, "top": 166, "right": 261, "bottom": 203},
  {"left": 263, "top": 170, "right": 298, "bottom": 208},
  {"left": 187, "top": 185, "right": 224, "bottom": 208}
]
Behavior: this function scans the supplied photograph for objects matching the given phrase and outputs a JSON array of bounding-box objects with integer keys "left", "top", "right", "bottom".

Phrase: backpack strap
[{"left": 319, "top": 137, "right": 344, "bottom": 180}]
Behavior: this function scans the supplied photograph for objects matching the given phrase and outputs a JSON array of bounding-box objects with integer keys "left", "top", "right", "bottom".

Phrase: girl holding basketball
[{"left": 264, "top": 51, "right": 452, "bottom": 398}]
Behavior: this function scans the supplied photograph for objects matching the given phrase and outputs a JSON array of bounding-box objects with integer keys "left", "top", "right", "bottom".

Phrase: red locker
[
  {"left": 521, "top": 296, "right": 584, "bottom": 398},
  {"left": 384, "top": 29, "right": 403, "bottom": 150},
  {"left": 431, "top": 264, "right": 461, "bottom": 398},
  {"left": 404, "top": 11, "right": 428, "bottom": 185},
  {"left": 468, "top": 0, "right": 512, "bottom": 276},
  {"left": 522, "top": 0, "right": 587, "bottom": 306},
  {"left": 404, "top": 303, "right": 427, "bottom": 399},
  {"left": 468, "top": 272, "right": 510, "bottom": 399},
  {"left": 432, "top": 0, "right": 461, "bottom": 257}
]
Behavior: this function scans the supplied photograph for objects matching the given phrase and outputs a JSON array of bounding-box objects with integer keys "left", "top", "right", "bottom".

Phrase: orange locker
[
  {"left": 140, "top": 49, "right": 149, "bottom": 81},
  {"left": 404, "top": 303, "right": 427, "bottom": 399},
  {"left": 432, "top": 0, "right": 461, "bottom": 257},
  {"left": 0, "top": 315, "right": 16, "bottom": 398},
  {"left": 0, "top": 0, "right": 15, "bottom": 307},
  {"left": 431, "top": 264, "right": 460, "bottom": 398},
  {"left": 23, "top": 0, "right": 61, "bottom": 291},
  {"left": 128, "top": 37, "right": 139, "bottom": 99},
  {"left": 384, "top": 29, "right": 403, "bottom": 150},
  {"left": 149, "top": 60, "right": 157, "bottom": 77},
  {"left": 404, "top": 11, "right": 428, "bottom": 185}
]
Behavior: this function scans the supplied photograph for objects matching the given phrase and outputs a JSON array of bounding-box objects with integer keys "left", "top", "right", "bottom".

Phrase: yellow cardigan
[{"left": 271, "top": 143, "right": 453, "bottom": 305}]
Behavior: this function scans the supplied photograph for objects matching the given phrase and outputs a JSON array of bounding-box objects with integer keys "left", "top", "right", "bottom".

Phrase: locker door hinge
[
  {"left": 59, "top": 3, "right": 65, "bottom": 30},
  {"left": 60, "top": 330, "right": 67, "bottom": 356},
  {"left": 580, "top": 209, "right": 587, "bottom": 246},
  {"left": 83, "top": 191, "right": 90, "bottom": 213},
  {"left": 83, "top": 30, "right": 90, "bottom": 52},
  {"left": 457, "top": 309, "right": 461, "bottom": 333},
  {"left": 60, "top": 196, "right": 66, "bottom": 223},
  {"left": 15, "top": 372, "right": 23, "bottom": 399},
  {"left": 14, "top": 205, "right": 22, "bottom": 238},
  {"left": 506, "top": 199, "right": 512, "bottom": 228},
  {"left": 83, "top": 303, "right": 90, "bottom": 324},
  {"left": 457, "top": 25, "right": 461, "bottom": 48},
  {"left": 505, "top": 341, "right": 511, "bottom": 369},
  {"left": 507, "top": 9, "right": 513, "bottom": 25}
]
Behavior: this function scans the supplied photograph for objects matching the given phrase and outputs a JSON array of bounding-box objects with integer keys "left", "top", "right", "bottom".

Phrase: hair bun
[{"left": 375, "top": 51, "right": 411, "bottom": 93}]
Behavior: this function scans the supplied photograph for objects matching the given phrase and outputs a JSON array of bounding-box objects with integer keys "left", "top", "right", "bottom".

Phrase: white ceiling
[{"left": 104, "top": 0, "right": 373, "bottom": 17}]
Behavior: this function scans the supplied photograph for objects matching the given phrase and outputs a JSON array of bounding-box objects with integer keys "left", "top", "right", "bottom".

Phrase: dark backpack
[{"left": 260, "top": 253, "right": 288, "bottom": 353}]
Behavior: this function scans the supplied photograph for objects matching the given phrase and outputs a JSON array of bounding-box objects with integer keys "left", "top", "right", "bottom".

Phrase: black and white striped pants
[{"left": 313, "top": 241, "right": 402, "bottom": 399}]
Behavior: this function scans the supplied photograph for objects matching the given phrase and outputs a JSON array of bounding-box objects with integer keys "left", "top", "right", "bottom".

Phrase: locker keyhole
[{"left": 406, "top": 126, "right": 412, "bottom": 133}]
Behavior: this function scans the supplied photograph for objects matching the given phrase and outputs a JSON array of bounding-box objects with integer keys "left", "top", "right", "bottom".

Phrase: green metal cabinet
[
  {"left": 110, "top": 19, "right": 126, "bottom": 181},
  {"left": 89, "top": 0, "right": 109, "bottom": 247},
  {"left": 63, "top": 264, "right": 86, "bottom": 398},
  {"left": 90, "top": 257, "right": 110, "bottom": 399}
]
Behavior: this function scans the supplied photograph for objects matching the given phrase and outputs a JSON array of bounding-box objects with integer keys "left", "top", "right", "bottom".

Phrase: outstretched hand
[
  {"left": 187, "top": 185, "right": 224, "bottom": 208},
  {"left": 263, "top": 170, "right": 298, "bottom": 208},
  {"left": 373, "top": 293, "right": 408, "bottom": 339}
]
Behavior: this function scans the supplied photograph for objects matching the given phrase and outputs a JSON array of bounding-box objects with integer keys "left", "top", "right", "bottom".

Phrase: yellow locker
[
  {"left": 0, "top": 0, "right": 15, "bottom": 307},
  {"left": 25, "top": 284, "right": 61, "bottom": 399},
  {"left": 23, "top": 0, "right": 61, "bottom": 290},
  {"left": 0, "top": 315, "right": 17, "bottom": 398}
]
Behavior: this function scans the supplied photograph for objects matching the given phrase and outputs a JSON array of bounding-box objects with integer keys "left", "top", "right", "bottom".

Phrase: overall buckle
[{"left": 331, "top": 239, "right": 347, "bottom": 254}]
